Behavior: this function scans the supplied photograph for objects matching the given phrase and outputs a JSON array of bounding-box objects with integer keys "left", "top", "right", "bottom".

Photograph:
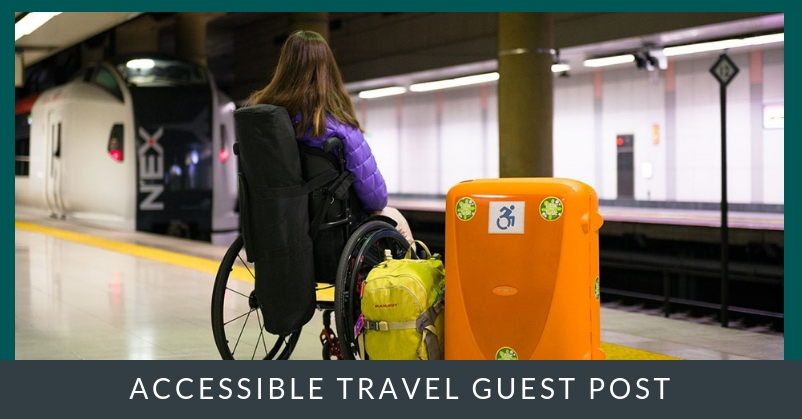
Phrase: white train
[{"left": 15, "top": 54, "right": 239, "bottom": 244}]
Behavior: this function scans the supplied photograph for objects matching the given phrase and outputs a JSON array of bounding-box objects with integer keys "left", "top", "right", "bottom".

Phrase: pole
[
  {"left": 719, "top": 83, "right": 729, "bottom": 328},
  {"left": 710, "top": 52, "right": 737, "bottom": 328}
]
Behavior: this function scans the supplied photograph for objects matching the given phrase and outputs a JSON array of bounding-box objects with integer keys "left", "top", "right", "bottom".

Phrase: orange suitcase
[{"left": 444, "top": 178, "right": 605, "bottom": 360}]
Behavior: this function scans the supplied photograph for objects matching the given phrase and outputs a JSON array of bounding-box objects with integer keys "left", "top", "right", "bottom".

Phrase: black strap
[
  {"left": 308, "top": 170, "right": 355, "bottom": 239},
  {"left": 249, "top": 168, "right": 339, "bottom": 199}
]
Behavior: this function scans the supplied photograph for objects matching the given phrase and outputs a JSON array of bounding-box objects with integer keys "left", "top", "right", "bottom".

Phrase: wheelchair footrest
[
  {"left": 320, "top": 327, "right": 343, "bottom": 360},
  {"left": 320, "top": 310, "right": 343, "bottom": 360}
]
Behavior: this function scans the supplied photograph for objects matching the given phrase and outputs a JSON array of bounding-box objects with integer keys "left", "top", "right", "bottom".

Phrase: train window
[
  {"left": 219, "top": 124, "right": 230, "bottom": 163},
  {"left": 93, "top": 67, "right": 123, "bottom": 101},
  {"left": 15, "top": 112, "right": 30, "bottom": 176},
  {"left": 117, "top": 58, "right": 208, "bottom": 87},
  {"left": 55, "top": 123, "right": 62, "bottom": 158},
  {"left": 108, "top": 124, "right": 124, "bottom": 162},
  {"left": 15, "top": 94, "right": 38, "bottom": 177},
  {"left": 83, "top": 66, "right": 96, "bottom": 82}
]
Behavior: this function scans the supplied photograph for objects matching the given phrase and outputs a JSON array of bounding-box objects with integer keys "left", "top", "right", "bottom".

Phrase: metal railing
[{"left": 600, "top": 249, "right": 784, "bottom": 326}]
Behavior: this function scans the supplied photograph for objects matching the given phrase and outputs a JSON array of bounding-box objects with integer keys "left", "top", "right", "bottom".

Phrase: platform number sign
[{"left": 710, "top": 54, "right": 739, "bottom": 87}]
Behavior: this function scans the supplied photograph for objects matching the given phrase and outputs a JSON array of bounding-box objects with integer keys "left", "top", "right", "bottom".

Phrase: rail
[{"left": 600, "top": 249, "right": 784, "bottom": 325}]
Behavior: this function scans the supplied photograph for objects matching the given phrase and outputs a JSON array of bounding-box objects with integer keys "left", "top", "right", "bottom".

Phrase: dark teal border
[
  {"left": 6, "top": 11, "right": 14, "bottom": 361},
  {"left": 781, "top": 11, "right": 794, "bottom": 360},
  {"left": 9, "top": 6, "right": 792, "bottom": 361}
]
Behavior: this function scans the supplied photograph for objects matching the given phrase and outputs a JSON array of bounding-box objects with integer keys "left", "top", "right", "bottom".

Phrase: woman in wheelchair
[
  {"left": 246, "top": 30, "right": 413, "bottom": 243},
  {"left": 211, "top": 30, "right": 415, "bottom": 360}
]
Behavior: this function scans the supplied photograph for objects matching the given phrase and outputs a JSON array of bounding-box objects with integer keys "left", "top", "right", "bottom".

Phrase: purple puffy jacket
[{"left": 294, "top": 113, "right": 388, "bottom": 211}]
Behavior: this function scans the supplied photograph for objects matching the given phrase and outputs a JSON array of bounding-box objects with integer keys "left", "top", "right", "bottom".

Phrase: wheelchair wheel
[
  {"left": 334, "top": 220, "right": 410, "bottom": 360},
  {"left": 211, "top": 235, "right": 300, "bottom": 360}
]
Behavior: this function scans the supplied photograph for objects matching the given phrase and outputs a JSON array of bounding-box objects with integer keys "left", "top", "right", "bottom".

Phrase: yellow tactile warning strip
[
  {"left": 14, "top": 220, "right": 336, "bottom": 302},
  {"left": 601, "top": 343, "right": 681, "bottom": 360},
  {"left": 15, "top": 220, "right": 679, "bottom": 359},
  {"left": 16, "top": 219, "right": 224, "bottom": 274}
]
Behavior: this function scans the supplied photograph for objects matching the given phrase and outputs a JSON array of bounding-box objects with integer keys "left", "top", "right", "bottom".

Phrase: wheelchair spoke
[
  {"left": 223, "top": 307, "right": 257, "bottom": 326},
  {"left": 230, "top": 308, "right": 257, "bottom": 357},
  {"left": 225, "top": 286, "right": 251, "bottom": 300},
  {"left": 212, "top": 235, "right": 301, "bottom": 360},
  {"left": 236, "top": 253, "right": 255, "bottom": 279},
  {"left": 252, "top": 310, "right": 268, "bottom": 360}
]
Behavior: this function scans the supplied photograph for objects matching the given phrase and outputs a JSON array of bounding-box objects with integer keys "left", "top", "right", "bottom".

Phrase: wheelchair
[{"left": 210, "top": 105, "right": 410, "bottom": 360}]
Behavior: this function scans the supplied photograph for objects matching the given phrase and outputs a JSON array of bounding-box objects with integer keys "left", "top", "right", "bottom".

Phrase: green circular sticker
[
  {"left": 539, "top": 196, "right": 563, "bottom": 221},
  {"left": 594, "top": 277, "right": 600, "bottom": 300},
  {"left": 495, "top": 347, "right": 518, "bottom": 360},
  {"left": 456, "top": 197, "right": 477, "bottom": 221}
]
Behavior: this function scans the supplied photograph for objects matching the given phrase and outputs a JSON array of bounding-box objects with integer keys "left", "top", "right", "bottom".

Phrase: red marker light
[
  {"left": 109, "top": 149, "right": 123, "bottom": 162},
  {"left": 219, "top": 148, "right": 230, "bottom": 163},
  {"left": 616, "top": 137, "right": 624, "bottom": 146}
]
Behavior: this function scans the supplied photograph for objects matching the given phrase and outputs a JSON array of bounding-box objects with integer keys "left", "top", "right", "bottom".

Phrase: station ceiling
[
  {"left": 15, "top": 12, "right": 143, "bottom": 67},
  {"left": 14, "top": 12, "right": 784, "bottom": 97}
]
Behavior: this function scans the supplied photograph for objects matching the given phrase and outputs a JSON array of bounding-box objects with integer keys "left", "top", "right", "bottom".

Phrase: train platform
[
  {"left": 14, "top": 206, "right": 783, "bottom": 360},
  {"left": 388, "top": 195, "right": 784, "bottom": 231}
]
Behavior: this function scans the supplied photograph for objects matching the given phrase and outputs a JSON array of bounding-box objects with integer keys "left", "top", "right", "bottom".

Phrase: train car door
[
  {"left": 44, "top": 109, "right": 67, "bottom": 218},
  {"left": 616, "top": 134, "right": 634, "bottom": 199}
]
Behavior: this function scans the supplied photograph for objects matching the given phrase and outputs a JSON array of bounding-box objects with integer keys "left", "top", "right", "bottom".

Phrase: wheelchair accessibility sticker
[
  {"left": 495, "top": 347, "right": 519, "bottom": 360},
  {"left": 539, "top": 196, "right": 564, "bottom": 221},
  {"left": 456, "top": 197, "right": 477, "bottom": 221},
  {"left": 488, "top": 201, "right": 524, "bottom": 234}
]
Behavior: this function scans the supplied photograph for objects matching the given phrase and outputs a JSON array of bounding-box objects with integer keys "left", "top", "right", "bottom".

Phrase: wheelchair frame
[{"left": 210, "top": 137, "right": 410, "bottom": 360}]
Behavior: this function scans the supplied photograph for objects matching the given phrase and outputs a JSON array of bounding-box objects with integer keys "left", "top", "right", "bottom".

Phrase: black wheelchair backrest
[
  {"left": 231, "top": 104, "right": 361, "bottom": 333},
  {"left": 233, "top": 104, "right": 338, "bottom": 334}
]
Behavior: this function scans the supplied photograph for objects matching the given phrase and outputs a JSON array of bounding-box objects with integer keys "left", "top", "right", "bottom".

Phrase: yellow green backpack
[{"left": 358, "top": 241, "right": 445, "bottom": 360}]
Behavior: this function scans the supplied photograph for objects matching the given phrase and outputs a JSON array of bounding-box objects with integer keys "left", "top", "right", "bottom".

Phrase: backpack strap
[
  {"left": 415, "top": 300, "right": 445, "bottom": 360},
  {"left": 364, "top": 320, "right": 417, "bottom": 331},
  {"left": 360, "top": 300, "right": 444, "bottom": 360},
  {"left": 307, "top": 169, "right": 354, "bottom": 239},
  {"left": 248, "top": 168, "right": 338, "bottom": 199},
  {"left": 249, "top": 165, "right": 345, "bottom": 240}
]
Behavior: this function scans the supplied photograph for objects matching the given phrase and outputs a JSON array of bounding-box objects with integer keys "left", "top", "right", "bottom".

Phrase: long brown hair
[{"left": 246, "top": 30, "right": 361, "bottom": 138}]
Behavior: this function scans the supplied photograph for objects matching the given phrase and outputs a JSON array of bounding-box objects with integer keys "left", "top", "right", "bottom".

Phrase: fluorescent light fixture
[
  {"left": 15, "top": 12, "right": 62, "bottom": 41},
  {"left": 663, "top": 32, "right": 784, "bottom": 57},
  {"left": 583, "top": 54, "right": 635, "bottom": 68},
  {"left": 409, "top": 72, "right": 499, "bottom": 92},
  {"left": 551, "top": 63, "right": 571, "bottom": 73},
  {"left": 126, "top": 59, "right": 156, "bottom": 70},
  {"left": 358, "top": 86, "right": 407, "bottom": 99}
]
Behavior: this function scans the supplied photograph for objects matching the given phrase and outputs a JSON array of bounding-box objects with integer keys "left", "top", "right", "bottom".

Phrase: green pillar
[
  {"left": 498, "top": 12, "right": 554, "bottom": 178},
  {"left": 289, "top": 12, "right": 330, "bottom": 41}
]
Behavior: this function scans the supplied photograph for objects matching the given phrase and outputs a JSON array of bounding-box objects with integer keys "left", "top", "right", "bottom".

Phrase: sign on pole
[
  {"left": 710, "top": 53, "right": 739, "bottom": 327},
  {"left": 711, "top": 54, "right": 739, "bottom": 87}
]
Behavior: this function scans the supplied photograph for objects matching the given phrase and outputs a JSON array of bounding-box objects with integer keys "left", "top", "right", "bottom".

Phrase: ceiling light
[
  {"left": 358, "top": 86, "right": 407, "bottom": 99},
  {"left": 663, "top": 32, "right": 784, "bottom": 57},
  {"left": 409, "top": 72, "right": 499, "bottom": 92},
  {"left": 583, "top": 54, "right": 635, "bottom": 68},
  {"left": 551, "top": 63, "right": 571, "bottom": 73},
  {"left": 15, "top": 12, "right": 62, "bottom": 41}
]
